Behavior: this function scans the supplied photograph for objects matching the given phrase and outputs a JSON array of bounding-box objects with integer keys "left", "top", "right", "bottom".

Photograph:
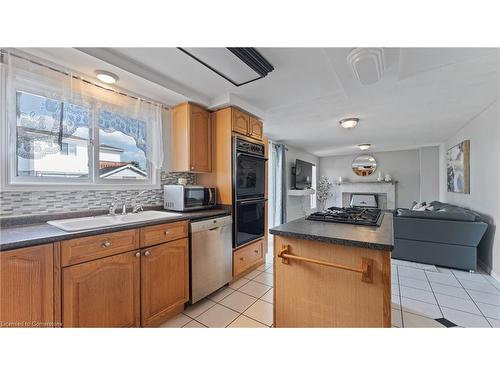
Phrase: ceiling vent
[
  {"left": 347, "top": 48, "right": 385, "bottom": 85},
  {"left": 178, "top": 47, "right": 274, "bottom": 87}
]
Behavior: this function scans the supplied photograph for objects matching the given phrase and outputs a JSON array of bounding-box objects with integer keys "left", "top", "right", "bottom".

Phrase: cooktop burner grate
[{"left": 307, "top": 207, "right": 383, "bottom": 226}]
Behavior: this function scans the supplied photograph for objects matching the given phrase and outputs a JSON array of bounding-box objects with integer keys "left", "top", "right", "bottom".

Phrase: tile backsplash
[{"left": 0, "top": 172, "right": 196, "bottom": 217}]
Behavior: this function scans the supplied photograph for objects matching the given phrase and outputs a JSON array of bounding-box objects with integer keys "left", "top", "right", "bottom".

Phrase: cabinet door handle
[
  {"left": 240, "top": 257, "right": 245, "bottom": 261},
  {"left": 164, "top": 230, "right": 171, "bottom": 235},
  {"left": 254, "top": 250, "right": 259, "bottom": 254},
  {"left": 135, "top": 252, "right": 141, "bottom": 257},
  {"left": 144, "top": 251, "right": 151, "bottom": 257},
  {"left": 102, "top": 240, "right": 111, "bottom": 248}
]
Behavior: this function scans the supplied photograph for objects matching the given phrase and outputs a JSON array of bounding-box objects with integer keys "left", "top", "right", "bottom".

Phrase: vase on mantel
[{"left": 377, "top": 172, "right": 383, "bottom": 182}]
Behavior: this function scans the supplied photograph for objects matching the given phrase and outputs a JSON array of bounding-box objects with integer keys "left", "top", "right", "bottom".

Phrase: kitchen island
[{"left": 269, "top": 212, "right": 393, "bottom": 327}]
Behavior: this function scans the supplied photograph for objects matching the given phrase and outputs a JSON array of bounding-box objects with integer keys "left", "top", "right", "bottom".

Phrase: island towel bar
[{"left": 278, "top": 245, "right": 373, "bottom": 283}]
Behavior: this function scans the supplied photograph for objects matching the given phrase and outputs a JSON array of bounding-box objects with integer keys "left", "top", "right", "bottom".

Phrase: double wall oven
[{"left": 233, "top": 137, "right": 267, "bottom": 247}]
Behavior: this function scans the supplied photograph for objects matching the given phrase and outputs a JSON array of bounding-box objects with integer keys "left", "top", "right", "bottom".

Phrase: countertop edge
[
  {"left": 0, "top": 209, "right": 231, "bottom": 252},
  {"left": 269, "top": 228, "right": 393, "bottom": 251}
]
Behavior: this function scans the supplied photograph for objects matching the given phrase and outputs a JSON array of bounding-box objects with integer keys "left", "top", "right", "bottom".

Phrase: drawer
[
  {"left": 140, "top": 220, "right": 188, "bottom": 248},
  {"left": 233, "top": 239, "right": 264, "bottom": 277},
  {"left": 61, "top": 229, "right": 139, "bottom": 267}
]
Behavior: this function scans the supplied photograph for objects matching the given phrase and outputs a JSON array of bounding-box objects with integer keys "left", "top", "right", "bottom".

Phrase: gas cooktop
[{"left": 306, "top": 207, "right": 383, "bottom": 227}]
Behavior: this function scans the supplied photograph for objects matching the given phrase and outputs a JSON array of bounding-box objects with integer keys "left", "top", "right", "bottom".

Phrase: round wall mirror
[{"left": 352, "top": 154, "right": 377, "bottom": 177}]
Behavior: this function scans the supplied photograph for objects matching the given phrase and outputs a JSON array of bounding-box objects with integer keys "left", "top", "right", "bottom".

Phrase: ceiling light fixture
[
  {"left": 95, "top": 70, "right": 119, "bottom": 84},
  {"left": 339, "top": 118, "right": 359, "bottom": 129},
  {"left": 358, "top": 143, "right": 371, "bottom": 150}
]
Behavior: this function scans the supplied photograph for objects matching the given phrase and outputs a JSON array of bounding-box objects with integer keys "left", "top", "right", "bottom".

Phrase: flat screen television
[{"left": 293, "top": 159, "right": 313, "bottom": 189}]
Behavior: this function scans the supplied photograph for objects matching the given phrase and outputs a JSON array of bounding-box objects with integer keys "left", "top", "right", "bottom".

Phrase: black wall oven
[{"left": 233, "top": 137, "right": 267, "bottom": 247}]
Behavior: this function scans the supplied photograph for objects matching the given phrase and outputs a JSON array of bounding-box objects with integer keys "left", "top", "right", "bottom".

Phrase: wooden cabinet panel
[
  {"left": 190, "top": 105, "right": 211, "bottom": 172},
  {"left": 0, "top": 244, "right": 54, "bottom": 327},
  {"left": 62, "top": 250, "right": 140, "bottom": 327},
  {"left": 141, "top": 238, "right": 189, "bottom": 327},
  {"left": 233, "top": 239, "right": 265, "bottom": 277},
  {"left": 139, "top": 220, "right": 188, "bottom": 248},
  {"left": 273, "top": 236, "right": 391, "bottom": 328},
  {"left": 171, "top": 102, "right": 211, "bottom": 173},
  {"left": 249, "top": 117, "right": 263, "bottom": 140},
  {"left": 61, "top": 229, "right": 139, "bottom": 267},
  {"left": 232, "top": 108, "right": 250, "bottom": 136}
]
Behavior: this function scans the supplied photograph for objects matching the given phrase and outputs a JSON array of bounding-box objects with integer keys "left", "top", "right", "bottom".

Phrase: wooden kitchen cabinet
[
  {"left": 233, "top": 238, "right": 265, "bottom": 278},
  {"left": 141, "top": 238, "right": 189, "bottom": 327},
  {"left": 0, "top": 244, "right": 54, "bottom": 328},
  {"left": 171, "top": 102, "right": 212, "bottom": 173},
  {"left": 249, "top": 116, "right": 263, "bottom": 140},
  {"left": 62, "top": 250, "right": 141, "bottom": 328},
  {"left": 231, "top": 108, "right": 263, "bottom": 141}
]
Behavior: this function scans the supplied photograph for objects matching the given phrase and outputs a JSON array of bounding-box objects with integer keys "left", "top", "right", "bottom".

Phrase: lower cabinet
[
  {"left": 62, "top": 250, "right": 141, "bottom": 327},
  {"left": 233, "top": 238, "right": 265, "bottom": 278},
  {"left": 141, "top": 238, "right": 189, "bottom": 327},
  {"left": 0, "top": 244, "right": 54, "bottom": 328}
]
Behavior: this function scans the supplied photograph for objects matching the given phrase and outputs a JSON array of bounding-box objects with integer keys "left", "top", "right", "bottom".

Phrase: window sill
[{"left": 1, "top": 183, "right": 161, "bottom": 192}]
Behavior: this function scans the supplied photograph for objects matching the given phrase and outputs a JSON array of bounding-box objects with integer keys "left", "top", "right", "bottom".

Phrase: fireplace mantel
[{"left": 332, "top": 181, "right": 397, "bottom": 209}]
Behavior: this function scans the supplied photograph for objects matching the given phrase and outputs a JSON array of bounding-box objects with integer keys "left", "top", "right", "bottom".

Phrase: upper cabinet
[
  {"left": 231, "top": 108, "right": 263, "bottom": 141},
  {"left": 171, "top": 102, "right": 212, "bottom": 173}
]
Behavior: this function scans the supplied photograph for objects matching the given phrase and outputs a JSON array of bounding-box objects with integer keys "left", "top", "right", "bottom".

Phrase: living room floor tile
[
  {"left": 430, "top": 282, "right": 470, "bottom": 300},
  {"left": 441, "top": 307, "right": 491, "bottom": 328},
  {"left": 476, "top": 302, "right": 500, "bottom": 320},
  {"left": 399, "top": 267, "right": 427, "bottom": 281},
  {"left": 400, "top": 286, "right": 437, "bottom": 304},
  {"left": 399, "top": 276, "right": 432, "bottom": 291},
  {"left": 468, "top": 290, "right": 500, "bottom": 306},
  {"left": 434, "top": 293, "right": 482, "bottom": 315},
  {"left": 401, "top": 297, "right": 442, "bottom": 319},
  {"left": 487, "top": 318, "right": 500, "bottom": 327},
  {"left": 425, "top": 272, "right": 461, "bottom": 287},
  {"left": 460, "top": 279, "right": 500, "bottom": 294}
]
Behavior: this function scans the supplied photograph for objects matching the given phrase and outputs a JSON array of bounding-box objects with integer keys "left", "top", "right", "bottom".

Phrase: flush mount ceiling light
[
  {"left": 178, "top": 47, "right": 274, "bottom": 87},
  {"left": 347, "top": 48, "right": 385, "bottom": 85},
  {"left": 95, "top": 70, "right": 119, "bottom": 84},
  {"left": 339, "top": 118, "right": 359, "bottom": 129},
  {"left": 358, "top": 143, "right": 371, "bottom": 150}
]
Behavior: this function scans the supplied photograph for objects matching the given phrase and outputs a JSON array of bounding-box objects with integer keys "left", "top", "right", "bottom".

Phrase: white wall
[
  {"left": 285, "top": 145, "right": 319, "bottom": 221},
  {"left": 319, "top": 149, "right": 423, "bottom": 208},
  {"left": 439, "top": 100, "right": 500, "bottom": 277},
  {"left": 419, "top": 146, "right": 440, "bottom": 202}
]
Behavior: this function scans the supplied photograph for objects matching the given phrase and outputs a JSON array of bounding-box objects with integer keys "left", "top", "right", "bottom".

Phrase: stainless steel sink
[{"left": 47, "top": 211, "right": 182, "bottom": 232}]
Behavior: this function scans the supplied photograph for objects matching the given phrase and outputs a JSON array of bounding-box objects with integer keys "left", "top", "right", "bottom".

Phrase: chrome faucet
[
  {"left": 109, "top": 198, "right": 121, "bottom": 216},
  {"left": 132, "top": 190, "right": 147, "bottom": 214}
]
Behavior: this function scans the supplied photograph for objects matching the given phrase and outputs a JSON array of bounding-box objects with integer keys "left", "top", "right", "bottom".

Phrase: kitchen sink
[{"left": 47, "top": 211, "right": 182, "bottom": 232}]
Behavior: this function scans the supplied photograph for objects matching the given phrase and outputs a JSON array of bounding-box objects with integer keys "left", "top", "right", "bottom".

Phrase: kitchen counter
[
  {"left": 0, "top": 208, "right": 231, "bottom": 251},
  {"left": 269, "top": 212, "right": 393, "bottom": 251}
]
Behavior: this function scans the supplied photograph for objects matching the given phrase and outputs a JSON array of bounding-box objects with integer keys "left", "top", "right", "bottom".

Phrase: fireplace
[
  {"left": 350, "top": 194, "right": 378, "bottom": 208},
  {"left": 333, "top": 181, "right": 396, "bottom": 210}
]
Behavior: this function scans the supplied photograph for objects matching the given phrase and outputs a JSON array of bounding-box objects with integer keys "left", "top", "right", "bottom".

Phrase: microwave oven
[{"left": 163, "top": 185, "right": 216, "bottom": 212}]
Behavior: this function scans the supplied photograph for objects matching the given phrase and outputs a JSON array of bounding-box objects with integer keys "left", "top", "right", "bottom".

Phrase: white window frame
[
  {"left": 0, "top": 65, "right": 161, "bottom": 191},
  {"left": 310, "top": 164, "right": 317, "bottom": 210}
]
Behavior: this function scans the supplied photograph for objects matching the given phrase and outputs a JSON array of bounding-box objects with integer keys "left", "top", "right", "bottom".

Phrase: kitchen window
[
  {"left": 310, "top": 164, "right": 317, "bottom": 209},
  {"left": 1, "top": 51, "right": 164, "bottom": 190}
]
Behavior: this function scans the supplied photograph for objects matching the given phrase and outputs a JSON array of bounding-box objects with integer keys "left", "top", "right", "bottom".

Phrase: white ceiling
[{"left": 23, "top": 47, "right": 500, "bottom": 157}]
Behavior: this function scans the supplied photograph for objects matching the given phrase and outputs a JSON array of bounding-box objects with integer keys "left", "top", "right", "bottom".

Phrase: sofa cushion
[{"left": 396, "top": 204, "right": 481, "bottom": 222}]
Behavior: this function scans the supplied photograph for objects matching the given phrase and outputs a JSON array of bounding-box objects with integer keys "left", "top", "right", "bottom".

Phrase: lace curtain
[{"left": 5, "top": 51, "right": 164, "bottom": 169}]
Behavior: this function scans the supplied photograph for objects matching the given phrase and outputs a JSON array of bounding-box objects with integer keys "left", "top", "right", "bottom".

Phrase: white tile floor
[
  {"left": 160, "top": 255, "right": 500, "bottom": 328},
  {"left": 160, "top": 254, "right": 274, "bottom": 328},
  {"left": 391, "top": 259, "right": 500, "bottom": 327}
]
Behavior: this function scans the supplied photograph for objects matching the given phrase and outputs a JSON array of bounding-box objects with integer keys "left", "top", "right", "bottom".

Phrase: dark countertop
[
  {"left": 0, "top": 208, "right": 231, "bottom": 251},
  {"left": 269, "top": 212, "right": 393, "bottom": 251}
]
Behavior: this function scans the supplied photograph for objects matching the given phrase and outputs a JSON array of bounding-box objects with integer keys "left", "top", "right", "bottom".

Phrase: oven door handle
[
  {"left": 237, "top": 198, "right": 268, "bottom": 206},
  {"left": 237, "top": 152, "right": 268, "bottom": 161}
]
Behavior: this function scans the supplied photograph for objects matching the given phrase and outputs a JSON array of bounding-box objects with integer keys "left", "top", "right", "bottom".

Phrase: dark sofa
[{"left": 393, "top": 201, "right": 488, "bottom": 271}]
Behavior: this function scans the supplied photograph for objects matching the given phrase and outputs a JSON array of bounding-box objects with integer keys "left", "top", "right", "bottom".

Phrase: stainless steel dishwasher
[{"left": 190, "top": 215, "right": 233, "bottom": 303}]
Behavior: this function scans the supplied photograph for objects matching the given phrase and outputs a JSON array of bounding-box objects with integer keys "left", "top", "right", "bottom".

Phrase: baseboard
[{"left": 478, "top": 259, "right": 500, "bottom": 283}]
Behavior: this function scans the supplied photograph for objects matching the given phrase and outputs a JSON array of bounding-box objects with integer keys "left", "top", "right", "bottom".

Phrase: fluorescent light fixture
[
  {"left": 339, "top": 118, "right": 359, "bottom": 129},
  {"left": 358, "top": 143, "right": 371, "bottom": 150},
  {"left": 95, "top": 70, "right": 119, "bottom": 84},
  {"left": 178, "top": 47, "right": 274, "bottom": 87}
]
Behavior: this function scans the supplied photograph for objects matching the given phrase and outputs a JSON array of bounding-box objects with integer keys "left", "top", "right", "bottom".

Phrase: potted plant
[{"left": 316, "top": 176, "right": 334, "bottom": 211}]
